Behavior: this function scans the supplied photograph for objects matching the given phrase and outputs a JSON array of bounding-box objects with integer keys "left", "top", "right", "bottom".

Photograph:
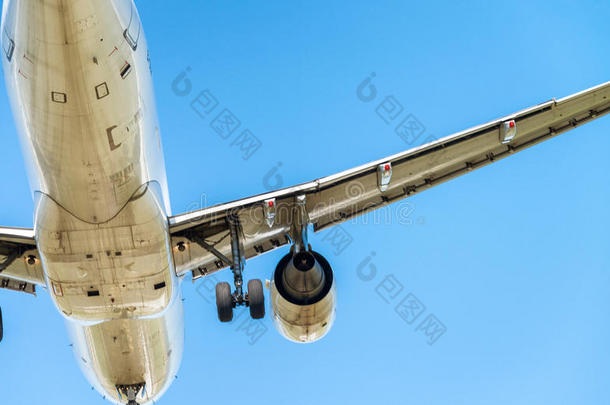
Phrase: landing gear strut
[
  {"left": 116, "top": 383, "right": 145, "bottom": 405},
  {"left": 214, "top": 215, "right": 265, "bottom": 322},
  {"left": 185, "top": 213, "right": 266, "bottom": 322}
]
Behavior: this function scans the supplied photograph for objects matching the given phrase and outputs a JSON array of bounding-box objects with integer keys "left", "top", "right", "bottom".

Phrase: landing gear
[
  {"left": 215, "top": 282, "right": 233, "bottom": 322},
  {"left": 116, "top": 383, "right": 145, "bottom": 405},
  {"left": 247, "top": 279, "right": 265, "bottom": 319},
  {"left": 186, "top": 213, "right": 267, "bottom": 322},
  {"left": 213, "top": 215, "right": 265, "bottom": 322},
  {"left": 214, "top": 278, "right": 265, "bottom": 322}
]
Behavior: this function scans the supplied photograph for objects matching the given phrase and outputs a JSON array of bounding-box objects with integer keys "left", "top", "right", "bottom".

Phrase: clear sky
[{"left": 1, "top": 1, "right": 609, "bottom": 404}]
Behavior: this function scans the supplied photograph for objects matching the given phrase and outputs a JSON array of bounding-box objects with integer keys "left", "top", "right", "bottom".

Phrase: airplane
[{"left": 0, "top": 0, "right": 608, "bottom": 404}]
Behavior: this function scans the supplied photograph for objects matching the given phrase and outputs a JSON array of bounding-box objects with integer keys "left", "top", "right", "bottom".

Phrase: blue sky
[{"left": 1, "top": 1, "right": 610, "bottom": 404}]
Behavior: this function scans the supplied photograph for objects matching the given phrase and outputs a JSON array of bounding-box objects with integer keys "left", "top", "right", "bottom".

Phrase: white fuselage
[{"left": 1, "top": 1, "right": 183, "bottom": 403}]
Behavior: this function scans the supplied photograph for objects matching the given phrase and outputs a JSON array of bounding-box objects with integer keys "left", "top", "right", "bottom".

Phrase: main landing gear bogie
[{"left": 215, "top": 278, "right": 265, "bottom": 322}]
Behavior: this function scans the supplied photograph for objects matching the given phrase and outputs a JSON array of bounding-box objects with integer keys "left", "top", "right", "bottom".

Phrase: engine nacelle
[{"left": 270, "top": 250, "right": 336, "bottom": 343}]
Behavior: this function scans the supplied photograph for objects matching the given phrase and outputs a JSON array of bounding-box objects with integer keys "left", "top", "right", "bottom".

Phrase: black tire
[
  {"left": 0, "top": 306, "right": 3, "bottom": 342},
  {"left": 247, "top": 279, "right": 265, "bottom": 319},
  {"left": 215, "top": 282, "right": 233, "bottom": 322}
]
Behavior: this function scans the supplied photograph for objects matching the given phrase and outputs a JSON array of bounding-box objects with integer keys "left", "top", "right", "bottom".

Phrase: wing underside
[
  {"left": 0, "top": 227, "right": 44, "bottom": 295},
  {"left": 169, "top": 82, "right": 610, "bottom": 279}
]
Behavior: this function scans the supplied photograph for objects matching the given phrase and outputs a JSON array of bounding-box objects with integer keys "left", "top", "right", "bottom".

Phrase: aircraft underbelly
[
  {"left": 2, "top": 0, "right": 169, "bottom": 223},
  {"left": 68, "top": 294, "right": 184, "bottom": 405},
  {"left": 0, "top": 0, "right": 175, "bottom": 321},
  {"left": 1, "top": 1, "right": 182, "bottom": 402},
  {"left": 35, "top": 185, "right": 175, "bottom": 322}
]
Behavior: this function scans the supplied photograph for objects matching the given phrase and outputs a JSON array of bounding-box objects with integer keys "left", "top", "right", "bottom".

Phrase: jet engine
[{"left": 269, "top": 250, "right": 336, "bottom": 343}]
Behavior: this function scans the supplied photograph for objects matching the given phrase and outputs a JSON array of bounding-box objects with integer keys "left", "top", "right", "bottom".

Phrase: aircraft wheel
[
  {"left": 215, "top": 282, "right": 233, "bottom": 322},
  {"left": 247, "top": 279, "right": 265, "bottom": 319}
]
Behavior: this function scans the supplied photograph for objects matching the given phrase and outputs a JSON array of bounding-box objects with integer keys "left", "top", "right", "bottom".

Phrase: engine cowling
[{"left": 270, "top": 250, "right": 336, "bottom": 343}]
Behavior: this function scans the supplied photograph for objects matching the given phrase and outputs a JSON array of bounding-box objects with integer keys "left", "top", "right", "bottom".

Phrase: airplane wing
[
  {"left": 0, "top": 227, "right": 44, "bottom": 295},
  {"left": 169, "top": 81, "right": 610, "bottom": 280}
]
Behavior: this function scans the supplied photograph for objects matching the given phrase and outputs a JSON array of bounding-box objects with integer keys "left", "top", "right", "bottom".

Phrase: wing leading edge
[{"left": 169, "top": 82, "right": 610, "bottom": 279}]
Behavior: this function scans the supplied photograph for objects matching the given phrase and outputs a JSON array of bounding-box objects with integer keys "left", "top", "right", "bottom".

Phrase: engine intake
[{"left": 270, "top": 250, "right": 336, "bottom": 343}]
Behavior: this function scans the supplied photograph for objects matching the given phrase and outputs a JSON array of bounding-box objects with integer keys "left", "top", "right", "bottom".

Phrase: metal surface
[
  {"left": 291, "top": 195, "right": 309, "bottom": 253},
  {"left": 263, "top": 198, "right": 276, "bottom": 227},
  {"left": 172, "top": 207, "right": 291, "bottom": 280},
  {"left": 0, "top": 227, "right": 44, "bottom": 291},
  {"left": 281, "top": 251, "right": 326, "bottom": 302},
  {"left": 169, "top": 82, "right": 610, "bottom": 278},
  {"left": 1, "top": 1, "right": 180, "bottom": 404},
  {"left": 500, "top": 119, "right": 517, "bottom": 144},
  {"left": 117, "top": 383, "right": 146, "bottom": 405},
  {"left": 228, "top": 214, "right": 246, "bottom": 304},
  {"left": 270, "top": 251, "right": 336, "bottom": 343},
  {"left": 0, "top": 277, "right": 37, "bottom": 295},
  {"left": 377, "top": 162, "right": 392, "bottom": 192}
]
